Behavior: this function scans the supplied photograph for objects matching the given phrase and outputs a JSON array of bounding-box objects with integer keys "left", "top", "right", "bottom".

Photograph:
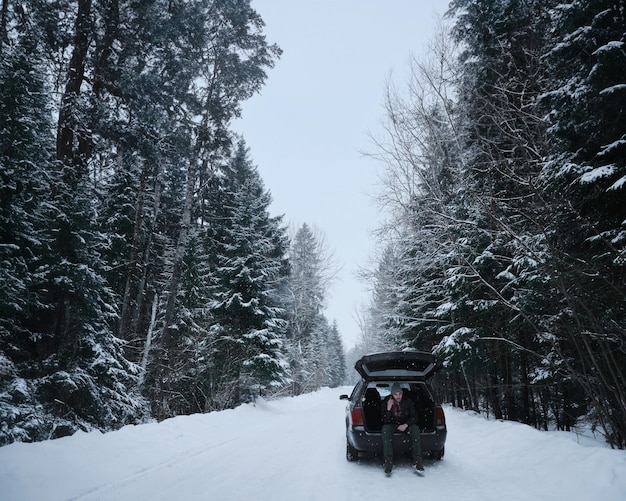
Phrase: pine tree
[
  {"left": 540, "top": 0, "right": 626, "bottom": 447},
  {"left": 0, "top": 29, "right": 56, "bottom": 444},
  {"left": 427, "top": 0, "right": 554, "bottom": 419},
  {"left": 325, "top": 321, "right": 346, "bottom": 387},
  {"left": 0, "top": 17, "right": 147, "bottom": 443},
  {"left": 159, "top": 0, "right": 281, "bottom": 352},
  {"left": 204, "top": 142, "right": 289, "bottom": 409},
  {"left": 284, "top": 223, "right": 339, "bottom": 395}
]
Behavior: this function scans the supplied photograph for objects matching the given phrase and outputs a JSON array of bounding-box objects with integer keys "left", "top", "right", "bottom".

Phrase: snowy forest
[
  {"left": 1, "top": 0, "right": 625, "bottom": 452},
  {"left": 0, "top": 0, "right": 346, "bottom": 445},
  {"left": 353, "top": 0, "right": 626, "bottom": 449}
]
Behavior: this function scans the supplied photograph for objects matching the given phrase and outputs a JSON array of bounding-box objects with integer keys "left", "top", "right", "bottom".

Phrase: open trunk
[{"left": 360, "top": 382, "right": 437, "bottom": 433}]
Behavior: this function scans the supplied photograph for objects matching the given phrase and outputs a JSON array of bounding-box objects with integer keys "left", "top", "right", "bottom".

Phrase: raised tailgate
[{"left": 355, "top": 351, "right": 440, "bottom": 381}]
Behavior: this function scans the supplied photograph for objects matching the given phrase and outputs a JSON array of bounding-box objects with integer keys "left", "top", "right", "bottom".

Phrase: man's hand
[
  {"left": 397, "top": 424, "right": 408, "bottom": 432},
  {"left": 387, "top": 398, "right": 394, "bottom": 411}
]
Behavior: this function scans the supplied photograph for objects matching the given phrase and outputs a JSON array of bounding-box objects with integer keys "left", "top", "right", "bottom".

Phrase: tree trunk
[
  {"left": 138, "top": 294, "right": 158, "bottom": 388},
  {"left": 56, "top": 0, "right": 92, "bottom": 168},
  {"left": 161, "top": 151, "right": 197, "bottom": 346},
  {"left": 0, "top": 0, "right": 9, "bottom": 54}
]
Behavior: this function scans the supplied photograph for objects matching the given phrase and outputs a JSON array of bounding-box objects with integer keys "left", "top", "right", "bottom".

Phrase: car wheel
[
  {"left": 430, "top": 447, "right": 445, "bottom": 460},
  {"left": 346, "top": 442, "right": 359, "bottom": 462}
]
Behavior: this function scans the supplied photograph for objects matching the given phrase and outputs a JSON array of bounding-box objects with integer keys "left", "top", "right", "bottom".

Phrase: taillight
[
  {"left": 435, "top": 406, "right": 446, "bottom": 428},
  {"left": 351, "top": 407, "right": 364, "bottom": 427}
]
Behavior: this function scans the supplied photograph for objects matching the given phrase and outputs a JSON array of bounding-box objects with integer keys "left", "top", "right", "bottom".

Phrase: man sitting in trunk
[{"left": 381, "top": 382, "right": 424, "bottom": 474}]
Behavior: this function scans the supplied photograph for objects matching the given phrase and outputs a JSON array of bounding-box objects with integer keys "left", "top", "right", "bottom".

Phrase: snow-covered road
[{"left": 1, "top": 387, "right": 625, "bottom": 500}]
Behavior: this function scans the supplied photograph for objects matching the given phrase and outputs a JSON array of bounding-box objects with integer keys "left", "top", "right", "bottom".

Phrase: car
[{"left": 339, "top": 350, "right": 447, "bottom": 462}]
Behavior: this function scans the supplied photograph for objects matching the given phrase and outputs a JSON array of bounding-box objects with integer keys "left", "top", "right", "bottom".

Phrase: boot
[
  {"left": 414, "top": 457, "right": 424, "bottom": 472},
  {"left": 384, "top": 460, "right": 393, "bottom": 474}
]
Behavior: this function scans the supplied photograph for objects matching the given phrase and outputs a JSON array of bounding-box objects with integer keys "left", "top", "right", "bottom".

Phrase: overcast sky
[{"left": 233, "top": 0, "right": 452, "bottom": 349}]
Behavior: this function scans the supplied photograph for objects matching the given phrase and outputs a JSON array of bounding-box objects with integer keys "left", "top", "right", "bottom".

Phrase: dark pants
[{"left": 382, "top": 424, "right": 422, "bottom": 462}]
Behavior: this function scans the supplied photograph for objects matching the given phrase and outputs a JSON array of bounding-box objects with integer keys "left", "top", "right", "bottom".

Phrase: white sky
[{"left": 233, "top": 1, "right": 452, "bottom": 348}]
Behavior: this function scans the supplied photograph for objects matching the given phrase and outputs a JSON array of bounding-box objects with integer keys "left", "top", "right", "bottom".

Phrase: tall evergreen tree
[
  {"left": 159, "top": 0, "right": 281, "bottom": 354},
  {"left": 284, "top": 223, "right": 335, "bottom": 394},
  {"left": 429, "top": 0, "right": 556, "bottom": 420},
  {"left": 0, "top": 28, "right": 57, "bottom": 443},
  {"left": 0, "top": 14, "right": 147, "bottom": 443},
  {"left": 203, "top": 142, "right": 289, "bottom": 409},
  {"left": 540, "top": 0, "right": 626, "bottom": 446},
  {"left": 359, "top": 244, "right": 406, "bottom": 352},
  {"left": 325, "top": 321, "right": 346, "bottom": 388}
]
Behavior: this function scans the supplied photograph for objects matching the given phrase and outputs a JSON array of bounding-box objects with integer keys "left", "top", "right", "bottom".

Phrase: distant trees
[
  {"left": 364, "top": 0, "right": 626, "bottom": 447},
  {"left": 284, "top": 223, "right": 345, "bottom": 394},
  {"left": 0, "top": 0, "right": 344, "bottom": 445}
]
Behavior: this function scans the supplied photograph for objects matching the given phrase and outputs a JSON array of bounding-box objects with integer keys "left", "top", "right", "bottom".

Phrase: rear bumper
[{"left": 347, "top": 426, "right": 446, "bottom": 455}]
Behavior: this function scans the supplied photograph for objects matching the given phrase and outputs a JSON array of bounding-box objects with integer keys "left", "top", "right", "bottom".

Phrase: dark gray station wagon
[{"left": 340, "top": 351, "right": 447, "bottom": 462}]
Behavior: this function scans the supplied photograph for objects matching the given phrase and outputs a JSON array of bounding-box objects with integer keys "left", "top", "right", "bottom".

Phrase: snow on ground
[{"left": 1, "top": 387, "right": 625, "bottom": 501}]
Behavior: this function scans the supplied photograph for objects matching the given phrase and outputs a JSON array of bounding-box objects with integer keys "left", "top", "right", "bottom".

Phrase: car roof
[{"left": 355, "top": 351, "right": 440, "bottom": 381}]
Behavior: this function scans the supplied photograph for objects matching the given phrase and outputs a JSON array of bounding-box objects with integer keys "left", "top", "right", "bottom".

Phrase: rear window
[
  {"left": 367, "top": 359, "right": 431, "bottom": 373},
  {"left": 368, "top": 382, "right": 433, "bottom": 403}
]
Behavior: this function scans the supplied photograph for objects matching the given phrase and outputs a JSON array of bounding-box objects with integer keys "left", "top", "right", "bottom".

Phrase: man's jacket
[{"left": 381, "top": 394, "right": 417, "bottom": 426}]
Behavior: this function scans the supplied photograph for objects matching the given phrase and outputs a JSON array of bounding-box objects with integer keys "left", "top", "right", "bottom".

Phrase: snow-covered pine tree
[
  {"left": 325, "top": 321, "right": 346, "bottom": 388},
  {"left": 355, "top": 243, "right": 408, "bottom": 355},
  {"left": 432, "top": 0, "right": 557, "bottom": 420},
  {"left": 364, "top": 0, "right": 625, "bottom": 439},
  {"left": 159, "top": 0, "right": 281, "bottom": 353},
  {"left": 366, "top": 18, "right": 473, "bottom": 360},
  {"left": 539, "top": 0, "right": 626, "bottom": 447},
  {"left": 131, "top": 3, "right": 282, "bottom": 418},
  {"left": 0, "top": 6, "right": 148, "bottom": 444},
  {"left": 283, "top": 223, "right": 339, "bottom": 395},
  {"left": 205, "top": 142, "right": 289, "bottom": 409},
  {"left": 296, "top": 315, "right": 346, "bottom": 391},
  {"left": 0, "top": 28, "right": 57, "bottom": 444}
]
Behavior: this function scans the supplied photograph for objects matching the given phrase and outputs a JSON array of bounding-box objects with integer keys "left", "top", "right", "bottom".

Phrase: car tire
[
  {"left": 346, "top": 442, "right": 359, "bottom": 462},
  {"left": 430, "top": 447, "right": 445, "bottom": 460}
]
